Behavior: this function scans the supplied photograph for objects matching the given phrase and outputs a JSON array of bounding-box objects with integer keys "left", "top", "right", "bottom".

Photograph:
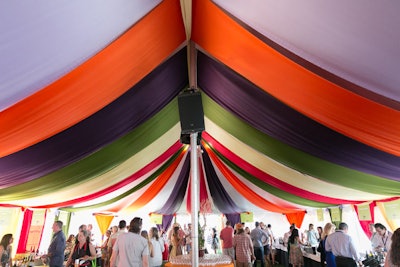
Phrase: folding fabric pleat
[
  {"left": 192, "top": 0, "right": 400, "bottom": 156},
  {"left": 202, "top": 94, "right": 400, "bottom": 197},
  {"left": 0, "top": 0, "right": 185, "bottom": 157}
]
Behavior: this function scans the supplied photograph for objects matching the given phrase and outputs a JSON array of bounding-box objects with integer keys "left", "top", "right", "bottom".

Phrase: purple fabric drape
[
  {"left": 225, "top": 213, "right": 241, "bottom": 227},
  {"left": 0, "top": 48, "right": 188, "bottom": 187},
  {"left": 202, "top": 147, "right": 243, "bottom": 214},
  {"left": 157, "top": 214, "right": 175, "bottom": 232},
  {"left": 156, "top": 153, "right": 190, "bottom": 215},
  {"left": 197, "top": 51, "right": 400, "bottom": 181}
]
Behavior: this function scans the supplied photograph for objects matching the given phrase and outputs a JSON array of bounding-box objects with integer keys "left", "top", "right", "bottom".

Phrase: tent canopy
[{"left": 1, "top": 0, "right": 400, "bottom": 215}]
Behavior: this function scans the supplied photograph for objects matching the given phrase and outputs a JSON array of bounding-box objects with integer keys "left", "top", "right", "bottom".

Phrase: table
[
  {"left": 275, "top": 244, "right": 321, "bottom": 267},
  {"left": 165, "top": 254, "right": 234, "bottom": 267}
]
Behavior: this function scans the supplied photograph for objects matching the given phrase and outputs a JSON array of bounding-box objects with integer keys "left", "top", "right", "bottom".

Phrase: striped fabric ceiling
[{"left": 0, "top": 0, "right": 399, "bottom": 215}]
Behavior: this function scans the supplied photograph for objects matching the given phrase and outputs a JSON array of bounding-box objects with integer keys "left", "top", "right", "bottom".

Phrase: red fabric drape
[
  {"left": 17, "top": 209, "right": 33, "bottom": 253},
  {"left": 354, "top": 202, "right": 376, "bottom": 238},
  {"left": 32, "top": 141, "right": 182, "bottom": 209},
  {"left": 202, "top": 132, "right": 361, "bottom": 205},
  {"left": 285, "top": 211, "right": 306, "bottom": 229},
  {"left": 187, "top": 157, "right": 209, "bottom": 214}
]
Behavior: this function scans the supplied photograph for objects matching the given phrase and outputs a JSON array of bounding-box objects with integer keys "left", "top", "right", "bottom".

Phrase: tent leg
[{"left": 190, "top": 132, "right": 199, "bottom": 267}]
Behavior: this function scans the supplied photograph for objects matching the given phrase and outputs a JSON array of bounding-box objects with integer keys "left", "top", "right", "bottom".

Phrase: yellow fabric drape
[
  {"left": 377, "top": 202, "right": 400, "bottom": 231},
  {"left": 94, "top": 213, "right": 115, "bottom": 236}
]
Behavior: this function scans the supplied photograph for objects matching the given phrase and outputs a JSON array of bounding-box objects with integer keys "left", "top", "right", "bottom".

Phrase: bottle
[{"left": 28, "top": 255, "right": 35, "bottom": 267}]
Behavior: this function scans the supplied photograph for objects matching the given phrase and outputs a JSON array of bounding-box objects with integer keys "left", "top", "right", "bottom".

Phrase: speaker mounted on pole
[{"left": 178, "top": 89, "right": 205, "bottom": 144}]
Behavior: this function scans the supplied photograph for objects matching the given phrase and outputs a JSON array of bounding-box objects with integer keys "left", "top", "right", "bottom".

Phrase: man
[
  {"left": 220, "top": 220, "right": 235, "bottom": 261},
  {"left": 234, "top": 226, "right": 255, "bottom": 267},
  {"left": 266, "top": 224, "right": 276, "bottom": 265},
  {"left": 110, "top": 217, "right": 149, "bottom": 267},
  {"left": 369, "top": 223, "right": 379, "bottom": 251},
  {"left": 373, "top": 223, "right": 392, "bottom": 252},
  {"left": 47, "top": 220, "right": 66, "bottom": 267},
  {"left": 108, "top": 221, "right": 127, "bottom": 252},
  {"left": 260, "top": 222, "right": 270, "bottom": 267},
  {"left": 250, "top": 222, "right": 269, "bottom": 267},
  {"left": 283, "top": 225, "right": 295, "bottom": 248},
  {"left": 108, "top": 220, "right": 127, "bottom": 265},
  {"left": 325, "top": 222, "right": 360, "bottom": 267}
]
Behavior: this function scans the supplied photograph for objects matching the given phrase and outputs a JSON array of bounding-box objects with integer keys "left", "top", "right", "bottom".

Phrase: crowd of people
[
  {"left": 1, "top": 218, "right": 400, "bottom": 267},
  {"left": 283, "top": 222, "right": 400, "bottom": 267}
]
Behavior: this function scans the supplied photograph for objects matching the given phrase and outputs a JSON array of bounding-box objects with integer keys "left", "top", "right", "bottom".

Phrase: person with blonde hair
[
  {"left": 317, "top": 223, "right": 336, "bottom": 267},
  {"left": 149, "top": 227, "right": 165, "bottom": 267}
]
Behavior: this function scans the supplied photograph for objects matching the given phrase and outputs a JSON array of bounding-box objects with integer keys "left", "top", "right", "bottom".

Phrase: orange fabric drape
[
  {"left": 192, "top": 0, "right": 400, "bottom": 156},
  {"left": 285, "top": 211, "right": 306, "bottom": 229},
  {"left": 0, "top": 0, "right": 186, "bottom": 157},
  {"left": 203, "top": 142, "right": 301, "bottom": 213},
  {"left": 123, "top": 149, "right": 187, "bottom": 212}
]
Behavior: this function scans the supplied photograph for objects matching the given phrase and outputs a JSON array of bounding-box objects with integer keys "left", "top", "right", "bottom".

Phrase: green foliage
[{"left": 198, "top": 223, "right": 205, "bottom": 249}]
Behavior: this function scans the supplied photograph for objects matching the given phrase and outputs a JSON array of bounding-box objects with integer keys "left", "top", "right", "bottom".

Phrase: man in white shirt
[
  {"left": 283, "top": 225, "right": 295, "bottom": 248},
  {"left": 267, "top": 224, "right": 276, "bottom": 265},
  {"left": 369, "top": 223, "right": 380, "bottom": 251},
  {"left": 325, "top": 222, "right": 360, "bottom": 267},
  {"left": 110, "top": 217, "right": 149, "bottom": 267},
  {"left": 373, "top": 223, "right": 392, "bottom": 252}
]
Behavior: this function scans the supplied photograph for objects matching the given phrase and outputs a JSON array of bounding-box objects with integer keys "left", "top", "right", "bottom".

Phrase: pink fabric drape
[
  {"left": 354, "top": 202, "right": 376, "bottom": 238},
  {"left": 17, "top": 209, "right": 33, "bottom": 253}
]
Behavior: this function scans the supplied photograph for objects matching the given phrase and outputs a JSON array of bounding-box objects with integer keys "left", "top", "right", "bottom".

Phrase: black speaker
[{"left": 178, "top": 90, "right": 205, "bottom": 134}]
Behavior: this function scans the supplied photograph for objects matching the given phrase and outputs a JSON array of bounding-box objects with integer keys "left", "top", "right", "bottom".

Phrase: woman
[
  {"left": 385, "top": 227, "right": 400, "bottom": 267},
  {"left": 65, "top": 234, "right": 76, "bottom": 261},
  {"left": 211, "top": 228, "right": 219, "bottom": 254},
  {"left": 149, "top": 227, "right": 165, "bottom": 267},
  {"left": 100, "top": 230, "right": 111, "bottom": 267},
  {"left": 141, "top": 230, "right": 153, "bottom": 259},
  {"left": 66, "top": 230, "right": 97, "bottom": 267},
  {"left": 317, "top": 227, "right": 323, "bottom": 242},
  {"left": 289, "top": 229, "right": 304, "bottom": 267},
  {"left": 317, "top": 223, "right": 336, "bottom": 267},
  {"left": 169, "top": 226, "right": 182, "bottom": 259},
  {"left": 0, "top": 234, "right": 13, "bottom": 267}
]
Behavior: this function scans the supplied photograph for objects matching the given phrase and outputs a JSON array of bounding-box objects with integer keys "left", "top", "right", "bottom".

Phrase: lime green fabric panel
[
  {"left": 202, "top": 94, "right": 400, "bottom": 195},
  {"left": 60, "top": 148, "right": 184, "bottom": 212},
  {"left": 205, "top": 140, "right": 331, "bottom": 208}
]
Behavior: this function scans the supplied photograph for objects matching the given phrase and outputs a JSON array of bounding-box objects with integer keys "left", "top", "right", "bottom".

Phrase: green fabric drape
[
  {"left": 0, "top": 99, "right": 180, "bottom": 200},
  {"left": 205, "top": 140, "right": 332, "bottom": 208},
  {"left": 60, "top": 147, "right": 184, "bottom": 212},
  {"left": 202, "top": 93, "right": 400, "bottom": 195}
]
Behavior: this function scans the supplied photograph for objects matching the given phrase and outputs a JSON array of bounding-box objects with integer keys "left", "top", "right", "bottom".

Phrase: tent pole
[{"left": 190, "top": 132, "right": 199, "bottom": 267}]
